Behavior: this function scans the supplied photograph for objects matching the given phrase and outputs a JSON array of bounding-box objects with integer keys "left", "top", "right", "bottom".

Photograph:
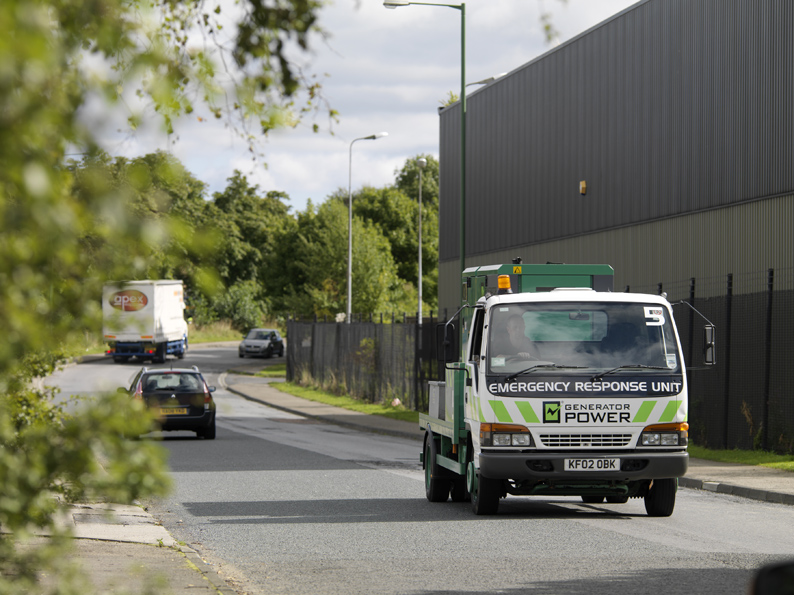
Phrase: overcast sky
[{"left": 97, "top": 0, "right": 639, "bottom": 212}]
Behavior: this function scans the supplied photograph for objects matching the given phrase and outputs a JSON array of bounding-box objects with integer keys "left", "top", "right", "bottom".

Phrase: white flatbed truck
[{"left": 423, "top": 263, "right": 714, "bottom": 516}]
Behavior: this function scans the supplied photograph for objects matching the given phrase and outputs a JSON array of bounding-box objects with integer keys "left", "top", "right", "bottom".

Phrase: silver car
[{"left": 239, "top": 328, "right": 284, "bottom": 358}]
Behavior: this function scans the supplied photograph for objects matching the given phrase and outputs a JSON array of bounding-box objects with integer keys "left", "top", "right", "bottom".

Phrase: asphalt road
[{"left": 50, "top": 346, "right": 794, "bottom": 595}]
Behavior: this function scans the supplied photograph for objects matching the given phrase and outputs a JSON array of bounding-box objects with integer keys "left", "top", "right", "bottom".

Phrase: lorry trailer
[{"left": 103, "top": 280, "right": 189, "bottom": 363}]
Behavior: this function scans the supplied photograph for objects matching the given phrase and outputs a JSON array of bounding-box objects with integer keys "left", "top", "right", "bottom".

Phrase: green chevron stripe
[
  {"left": 658, "top": 400, "right": 680, "bottom": 422},
  {"left": 488, "top": 400, "right": 513, "bottom": 423},
  {"left": 516, "top": 401, "right": 540, "bottom": 424},
  {"left": 633, "top": 401, "right": 657, "bottom": 423}
]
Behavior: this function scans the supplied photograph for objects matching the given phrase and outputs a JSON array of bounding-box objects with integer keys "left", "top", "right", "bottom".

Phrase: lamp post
[
  {"left": 466, "top": 72, "right": 507, "bottom": 88},
  {"left": 416, "top": 157, "right": 427, "bottom": 325},
  {"left": 347, "top": 132, "right": 388, "bottom": 324},
  {"left": 384, "top": 0, "right": 466, "bottom": 274}
]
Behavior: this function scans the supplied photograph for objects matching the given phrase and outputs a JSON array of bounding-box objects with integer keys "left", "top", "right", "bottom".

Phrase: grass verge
[
  {"left": 689, "top": 444, "right": 794, "bottom": 472},
  {"left": 273, "top": 382, "right": 419, "bottom": 425},
  {"left": 255, "top": 363, "right": 287, "bottom": 378},
  {"left": 188, "top": 321, "right": 242, "bottom": 343}
]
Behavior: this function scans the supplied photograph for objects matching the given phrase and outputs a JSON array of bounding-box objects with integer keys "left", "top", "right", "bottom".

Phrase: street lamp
[
  {"left": 347, "top": 132, "right": 388, "bottom": 324},
  {"left": 384, "top": 0, "right": 466, "bottom": 274},
  {"left": 466, "top": 72, "right": 507, "bottom": 88},
  {"left": 416, "top": 158, "right": 427, "bottom": 325}
]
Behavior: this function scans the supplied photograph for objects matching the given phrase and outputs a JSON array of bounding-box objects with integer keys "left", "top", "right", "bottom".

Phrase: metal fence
[
  {"left": 632, "top": 267, "right": 794, "bottom": 453},
  {"left": 286, "top": 314, "right": 447, "bottom": 413},
  {"left": 286, "top": 266, "right": 794, "bottom": 453}
]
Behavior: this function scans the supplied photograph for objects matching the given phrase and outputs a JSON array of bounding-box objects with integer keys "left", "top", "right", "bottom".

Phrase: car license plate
[
  {"left": 564, "top": 458, "right": 620, "bottom": 471},
  {"left": 160, "top": 408, "right": 187, "bottom": 415}
]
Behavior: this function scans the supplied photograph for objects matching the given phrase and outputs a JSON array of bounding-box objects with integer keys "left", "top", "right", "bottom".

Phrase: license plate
[
  {"left": 564, "top": 458, "right": 620, "bottom": 471},
  {"left": 160, "top": 408, "right": 187, "bottom": 415}
]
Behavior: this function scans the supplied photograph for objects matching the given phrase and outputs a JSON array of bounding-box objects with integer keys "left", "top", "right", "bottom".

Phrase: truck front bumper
[{"left": 478, "top": 450, "right": 688, "bottom": 481}]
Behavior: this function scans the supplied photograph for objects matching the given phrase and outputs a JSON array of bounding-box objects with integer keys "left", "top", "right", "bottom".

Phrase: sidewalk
[{"left": 51, "top": 358, "right": 794, "bottom": 594}]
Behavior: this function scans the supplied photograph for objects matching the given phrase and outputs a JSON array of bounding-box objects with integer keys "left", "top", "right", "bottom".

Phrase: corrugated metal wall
[
  {"left": 438, "top": 0, "right": 794, "bottom": 313},
  {"left": 439, "top": 195, "right": 794, "bottom": 314}
]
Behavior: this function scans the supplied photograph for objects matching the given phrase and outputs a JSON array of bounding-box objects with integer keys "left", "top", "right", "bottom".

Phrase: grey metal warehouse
[{"left": 436, "top": 0, "right": 794, "bottom": 452}]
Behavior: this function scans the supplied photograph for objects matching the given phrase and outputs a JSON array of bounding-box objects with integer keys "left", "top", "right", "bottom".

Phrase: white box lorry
[
  {"left": 103, "top": 280, "right": 189, "bottom": 363},
  {"left": 423, "top": 263, "right": 715, "bottom": 516}
]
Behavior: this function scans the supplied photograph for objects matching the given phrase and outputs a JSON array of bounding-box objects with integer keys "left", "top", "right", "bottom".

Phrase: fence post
[
  {"left": 723, "top": 273, "right": 733, "bottom": 449},
  {"left": 763, "top": 268, "right": 774, "bottom": 451}
]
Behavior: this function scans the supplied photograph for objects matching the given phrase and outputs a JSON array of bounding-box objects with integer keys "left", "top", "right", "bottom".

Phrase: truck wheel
[
  {"left": 644, "top": 478, "right": 676, "bottom": 517},
  {"left": 154, "top": 344, "right": 166, "bottom": 364},
  {"left": 471, "top": 470, "right": 500, "bottom": 515},
  {"left": 424, "top": 437, "right": 451, "bottom": 502}
]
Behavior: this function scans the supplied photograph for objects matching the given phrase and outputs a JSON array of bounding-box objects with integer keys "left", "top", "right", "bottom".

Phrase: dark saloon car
[
  {"left": 123, "top": 366, "right": 217, "bottom": 439},
  {"left": 238, "top": 328, "right": 284, "bottom": 358}
]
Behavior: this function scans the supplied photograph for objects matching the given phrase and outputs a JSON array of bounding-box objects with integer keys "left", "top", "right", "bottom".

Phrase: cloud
[{"left": 92, "top": 0, "right": 639, "bottom": 211}]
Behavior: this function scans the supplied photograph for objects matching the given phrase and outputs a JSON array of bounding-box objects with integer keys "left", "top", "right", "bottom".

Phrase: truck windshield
[{"left": 488, "top": 302, "right": 680, "bottom": 375}]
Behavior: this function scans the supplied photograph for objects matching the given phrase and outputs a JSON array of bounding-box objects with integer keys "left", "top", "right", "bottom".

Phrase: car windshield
[
  {"left": 246, "top": 330, "right": 271, "bottom": 340},
  {"left": 488, "top": 301, "right": 681, "bottom": 375},
  {"left": 143, "top": 373, "right": 203, "bottom": 392}
]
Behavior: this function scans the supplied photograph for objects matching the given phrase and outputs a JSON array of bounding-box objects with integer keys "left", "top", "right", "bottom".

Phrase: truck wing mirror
[
  {"left": 703, "top": 324, "right": 716, "bottom": 365},
  {"left": 436, "top": 322, "right": 457, "bottom": 364}
]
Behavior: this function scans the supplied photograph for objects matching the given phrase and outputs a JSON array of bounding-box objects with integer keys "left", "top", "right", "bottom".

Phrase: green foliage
[
  {"left": 211, "top": 172, "right": 291, "bottom": 287},
  {"left": 213, "top": 281, "right": 268, "bottom": 332},
  {"left": 0, "top": 355, "right": 171, "bottom": 594},
  {"left": 689, "top": 444, "right": 794, "bottom": 472},
  {"left": 273, "top": 198, "right": 404, "bottom": 319},
  {"left": 275, "top": 381, "right": 419, "bottom": 424},
  {"left": 0, "top": 0, "right": 330, "bottom": 588}
]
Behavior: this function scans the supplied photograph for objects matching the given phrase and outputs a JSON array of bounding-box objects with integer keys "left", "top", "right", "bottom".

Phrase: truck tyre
[
  {"left": 471, "top": 471, "right": 500, "bottom": 515},
  {"left": 450, "top": 437, "right": 473, "bottom": 502},
  {"left": 644, "top": 478, "right": 676, "bottom": 517},
  {"left": 154, "top": 344, "right": 166, "bottom": 364},
  {"left": 424, "top": 436, "right": 451, "bottom": 502}
]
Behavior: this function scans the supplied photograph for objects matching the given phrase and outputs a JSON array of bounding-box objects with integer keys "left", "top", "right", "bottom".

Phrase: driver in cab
[{"left": 498, "top": 315, "right": 539, "bottom": 360}]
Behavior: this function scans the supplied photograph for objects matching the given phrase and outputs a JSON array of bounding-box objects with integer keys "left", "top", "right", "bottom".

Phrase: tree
[
  {"left": 0, "top": 0, "right": 330, "bottom": 590},
  {"left": 274, "top": 199, "right": 403, "bottom": 319},
  {"left": 211, "top": 172, "right": 292, "bottom": 288}
]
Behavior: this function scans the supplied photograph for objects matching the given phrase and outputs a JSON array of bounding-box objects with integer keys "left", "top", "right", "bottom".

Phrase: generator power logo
[
  {"left": 109, "top": 290, "right": 148, "bottom": 311},
  {"left": 543, "top": 401, "right": 561, "bottom": 423}
]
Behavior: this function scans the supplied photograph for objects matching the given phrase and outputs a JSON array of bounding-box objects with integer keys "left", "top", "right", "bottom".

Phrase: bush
[{"left": 213, "top": 281, "right": 268, "bottom": 332}]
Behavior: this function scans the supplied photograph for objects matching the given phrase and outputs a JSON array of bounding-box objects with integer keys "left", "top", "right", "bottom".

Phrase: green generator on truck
[{"left": 423, "top": 262, "right": 714, "bottom": 516}]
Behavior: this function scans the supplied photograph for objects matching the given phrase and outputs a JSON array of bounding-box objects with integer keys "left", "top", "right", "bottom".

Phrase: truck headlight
[
  {"left": 640, "top": 423, "right": 688, "bottom": 447},
  {"left": 480, "top": 423, "right": 534, "bottom": 447}
]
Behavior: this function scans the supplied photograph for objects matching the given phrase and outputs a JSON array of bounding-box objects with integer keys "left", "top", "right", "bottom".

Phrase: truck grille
[{"left": 539, "top": 433, "right": 633, "bottom": 447}]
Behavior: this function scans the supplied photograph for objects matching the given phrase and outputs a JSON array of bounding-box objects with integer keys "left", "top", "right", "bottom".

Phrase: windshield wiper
[
  {"left": 505, "top": 364, "right": 587, "bottom": 382},
  {"left": 590, "top": 365, "right": 671, "bottom": 382}
]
